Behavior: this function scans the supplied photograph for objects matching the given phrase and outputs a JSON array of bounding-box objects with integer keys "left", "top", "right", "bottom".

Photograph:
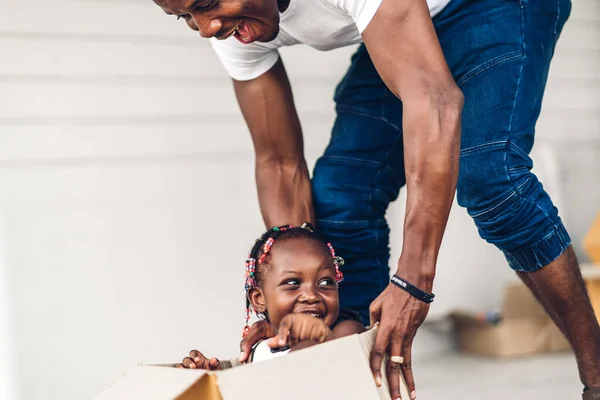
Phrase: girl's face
[{"left": 249, "top": 237, "right": 340, "bottom": 331}]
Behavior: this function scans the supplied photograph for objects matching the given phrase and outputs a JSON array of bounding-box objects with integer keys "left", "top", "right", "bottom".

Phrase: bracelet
[{"left": 390, "top": 275, "right": 435, "bottom": 304}]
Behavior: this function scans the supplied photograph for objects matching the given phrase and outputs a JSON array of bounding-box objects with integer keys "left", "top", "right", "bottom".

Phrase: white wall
[{"left": 0, "top": 0, "right": 598, "bottom": 399}]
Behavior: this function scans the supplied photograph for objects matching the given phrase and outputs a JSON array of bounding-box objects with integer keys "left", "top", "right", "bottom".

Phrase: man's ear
[{"left": 248, "top": 288, "right": 267, "bottom": 314}]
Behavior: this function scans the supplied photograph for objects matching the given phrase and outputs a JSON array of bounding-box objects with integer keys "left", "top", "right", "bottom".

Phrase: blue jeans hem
[{"left": 504, "top": 222, "right": 571, "bottom": 272}]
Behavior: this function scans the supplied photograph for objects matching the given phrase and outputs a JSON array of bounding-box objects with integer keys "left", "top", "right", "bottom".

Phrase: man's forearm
[
  {"left": 255, "top": 158, "right": 314, "bottom": 228},
  {"left": 232, "top": 59, "right": 312, "bottom": 229},
  {"left": 400, "top": 94, "right": 463, "bottom": 288},
  {"left": 361, "top": 0, "right": 463, "bottom": 289}
]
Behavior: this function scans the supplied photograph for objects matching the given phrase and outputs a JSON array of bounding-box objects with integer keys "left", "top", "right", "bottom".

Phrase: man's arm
[
  {"left": 362, "top": 0, "right": 463, "bottom": 398},
  {"left": 233, "top": 58, "right": 314, "bottom": 228},
  {"left": 363, "top": 0, "right": 462, "bottom": 285}
]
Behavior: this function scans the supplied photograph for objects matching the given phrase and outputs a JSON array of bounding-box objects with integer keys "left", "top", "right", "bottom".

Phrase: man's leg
[
  {"left": 312, "top": 44, "right": 406, "bottom": 324},
  {"left": 434, "top": 0, "right": 600, "bottom": 390},
  {"left": 517, "top": 248, "right": 600, "bottom": 388}
]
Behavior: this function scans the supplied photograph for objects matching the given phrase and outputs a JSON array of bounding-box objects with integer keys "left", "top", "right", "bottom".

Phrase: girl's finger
[
  {"left": 189, "top": 350, "right": 204, "bottom": 364},
  {"left": 278, "top": 317, "right": 292, "bottom": 346},
  {"left": 182, "top": 357, "right": 197, "bottom": 369},
  {"left": 208, "top": 357, "right": 221, "bottom": 371}
]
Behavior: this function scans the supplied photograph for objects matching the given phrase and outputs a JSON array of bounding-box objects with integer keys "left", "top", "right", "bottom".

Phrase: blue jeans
[{"left": 312, "top": 0, "right": 573, "bottom": 324}]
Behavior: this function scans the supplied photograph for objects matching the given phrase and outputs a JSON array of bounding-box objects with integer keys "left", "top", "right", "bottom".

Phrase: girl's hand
[
  {"left": 268, "top": 313, "right": 333, "bottom": 349},
  {"left": 178, "top": 349, "right": 222, "bottom": 370},
  {"left": 239, "top": 320, "right": 278, "bottom": 362}
]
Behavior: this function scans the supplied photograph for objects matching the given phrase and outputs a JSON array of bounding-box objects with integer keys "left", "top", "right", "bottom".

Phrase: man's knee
[{"left": 457, "top": 146, "right": 571, "bottom": 272}]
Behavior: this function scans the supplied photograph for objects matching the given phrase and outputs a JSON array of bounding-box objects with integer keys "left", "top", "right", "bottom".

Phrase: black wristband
[{"left": 390, "top": 275, "right": 435, "bottom": 304}]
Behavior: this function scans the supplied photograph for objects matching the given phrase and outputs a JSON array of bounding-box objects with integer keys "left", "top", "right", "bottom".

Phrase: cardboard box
[
  {"left": 583, "top": 211, "right": 600, "bottom": 264},
  {"left": 581, "top": 263, "right": 600, "bottom": 323},
  {"left": 450, "top": 282, "right": 571, "bottom": 357},
  {"left": 93, "top": 328, "right": 409, "bottom": 400}
]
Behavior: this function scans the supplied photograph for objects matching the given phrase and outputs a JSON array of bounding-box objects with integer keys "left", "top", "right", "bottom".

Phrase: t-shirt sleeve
[
  {"left": 332, "top": 0, "right": 384, "bottom": 33},
  {"left": 209, "top": 38, "right": 280, "bottom": 81}
]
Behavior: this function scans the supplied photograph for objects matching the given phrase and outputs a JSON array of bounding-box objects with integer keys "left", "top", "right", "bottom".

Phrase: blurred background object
[
  {"left": 0, "top": 0, "right": 598, "bottom": 399},
  {"left": 583, "top": 211, "right": 600, "bottom": 263}
]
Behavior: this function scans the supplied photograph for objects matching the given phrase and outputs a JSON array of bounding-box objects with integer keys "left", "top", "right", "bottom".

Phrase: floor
[{"left": 414, "top": 351, "right": 582, "bottom": 400}]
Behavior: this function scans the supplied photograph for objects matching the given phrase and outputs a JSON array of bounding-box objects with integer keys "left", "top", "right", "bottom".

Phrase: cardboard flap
[
  {"left": 215, "top": 330, "right": 409, "bottom": 400},
  {"left": 583, "top": 211, "right": 600, "bottom": 263},
  {"left": 93, "top": 366, "right": 208, "bottom": 400},
  {"left": 501, "top": 282, "right": 548, "bottom": 320},
  {"left": 177, "top": 374, "right": 222, "bottom": 400}
]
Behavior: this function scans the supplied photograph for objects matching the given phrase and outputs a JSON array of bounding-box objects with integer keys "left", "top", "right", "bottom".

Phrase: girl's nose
[{"left": 299, "top": 286, "right": 320, "bottom": 303}]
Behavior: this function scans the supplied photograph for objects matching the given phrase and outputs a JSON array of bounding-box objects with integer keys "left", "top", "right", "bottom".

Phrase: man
[{"left": 153, "top": 0, "right": 600, "bottom": 398}]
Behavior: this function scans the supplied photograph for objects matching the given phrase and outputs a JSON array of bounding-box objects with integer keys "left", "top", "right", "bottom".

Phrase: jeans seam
[
  {"left": 319, "top": 155, "right": 382, "bottom": 167},
  {"left": 507, "top": 2, "right": 553, "bottom": 224},
  {"left": 460, "top": 140, "right": 507, "bottom": 156},
  {"left": 457, "top": 51, "right": 522, "bottom": 87},
  {"left": 493, "top": 0, "right": 527, "bottom": 224},
  {"left": 508, "top": 140, "right": 531, "bottom": 160},
  {"left": 514, "top": 175, "right": 531, "bottom": 193},
  {"left": 508, "top": 2, "right": 526, "bottom": 136},
  {"left": 317, "top": 218, "right": 387, "bottom": 225},
  {"left": 507, "top": 223, "right": 569, "bottom": 258},
  {"left": 335, "top": 105, "right": 386, "bottom": 124},
  {"left": 505, "top": 223, "right": 571, "bottom": 272},
  {"left": 471, "top": 191, "right": 517, "bottom": 219},
  {"left": 553, "top": 0, "right": 560, "bottom": 46}
]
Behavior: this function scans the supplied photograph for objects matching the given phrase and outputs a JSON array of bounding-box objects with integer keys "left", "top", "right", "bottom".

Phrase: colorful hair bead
[{"left": 327, "top": 242, "right": 345, "bottom": 283}]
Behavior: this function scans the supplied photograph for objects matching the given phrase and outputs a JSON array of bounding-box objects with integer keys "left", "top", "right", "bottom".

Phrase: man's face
[{"left": 153, "top": 0, "right": 281, "bottom": 44}]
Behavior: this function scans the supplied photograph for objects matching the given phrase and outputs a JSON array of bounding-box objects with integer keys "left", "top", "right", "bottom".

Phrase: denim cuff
[{"left": 503, "top": 222, "right": 571, "bottom": 272}]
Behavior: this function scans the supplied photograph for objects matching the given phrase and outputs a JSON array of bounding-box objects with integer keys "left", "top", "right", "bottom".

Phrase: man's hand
[
  {"left": 239, "top": 320, "right": 278, "bottom": 363},
  {"left": 178, "top": 350, "right": 222, "bottom": 370},
  {"left": 267, "top": 313, "right": 333, "bottom": 349},
  {"left": 369, "top": 281, "right": 430, "bottom": 400}
]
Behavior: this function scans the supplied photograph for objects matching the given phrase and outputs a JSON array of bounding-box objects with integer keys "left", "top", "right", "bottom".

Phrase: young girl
[{"left": 179, "top": 223, "right": 366, "bottom": 369}]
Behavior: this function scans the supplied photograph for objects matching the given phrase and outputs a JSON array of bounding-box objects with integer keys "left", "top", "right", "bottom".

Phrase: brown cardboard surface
[
  {"left": 582, "top": 264, "right": 600, "bottom": 323},
  {"left": 215, "top": 329, "right": 406, "bottom": 400},
  {"left": 93, "top": 366, "right": 208, "bottom": 400},
  {"left": 451, "top": 281, "right": 571, "bottom": 357},
  {"left": 583, "top": 211, "right": 600, "bottom": 263},
  {"left": 501, "top": 282, "right": 548, "bottom": 320},
  {"left": 94, "top": 329, "right": 409, "bottom": 400},
  {"left": 452, "top": 315, "right": 569, "bottom": 357},
  {"left": 178, "top": 374, "right": 222, "bottom": 400}
]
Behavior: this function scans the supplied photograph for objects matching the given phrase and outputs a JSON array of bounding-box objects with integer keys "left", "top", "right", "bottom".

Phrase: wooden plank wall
[{"left": 0, "top": 1, "right": 597, "bottom": 399}]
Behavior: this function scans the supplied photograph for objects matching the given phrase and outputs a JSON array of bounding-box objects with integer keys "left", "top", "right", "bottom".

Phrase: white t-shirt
[{"left": 210, "top": 0, "right": 452, "bottom": 81}]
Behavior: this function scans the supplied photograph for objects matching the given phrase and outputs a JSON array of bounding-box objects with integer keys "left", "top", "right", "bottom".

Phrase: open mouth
[
  {"left": 300, "top": 311, "right": 324, "bottom": 319},
  {"left": 232, "top": 20, "right": 255, "bottom": 44}
]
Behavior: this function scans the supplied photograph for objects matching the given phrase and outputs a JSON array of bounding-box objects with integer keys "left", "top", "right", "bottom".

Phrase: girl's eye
[
  {"left": 318, "top": 278, "right": 335, "bottom": 286},
  {"left": 284, "top": 279, "right": 300, "bottom": 286}
]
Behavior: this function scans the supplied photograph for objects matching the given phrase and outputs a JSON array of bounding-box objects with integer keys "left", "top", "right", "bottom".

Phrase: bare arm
[
  {"left": 363, "top": 0, "right": 462, "bottom": 287},
  {"left": 362, "top": 0, "right": 463, "bottom": 398},
  {"left": 233, "top": 58, "right": 314, "bottom": 228}
]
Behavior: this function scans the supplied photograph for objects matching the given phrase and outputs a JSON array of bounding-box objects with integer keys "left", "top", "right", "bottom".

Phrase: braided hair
[{"left": 242, "top": 222, "right": 344, "bottom": 338}]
